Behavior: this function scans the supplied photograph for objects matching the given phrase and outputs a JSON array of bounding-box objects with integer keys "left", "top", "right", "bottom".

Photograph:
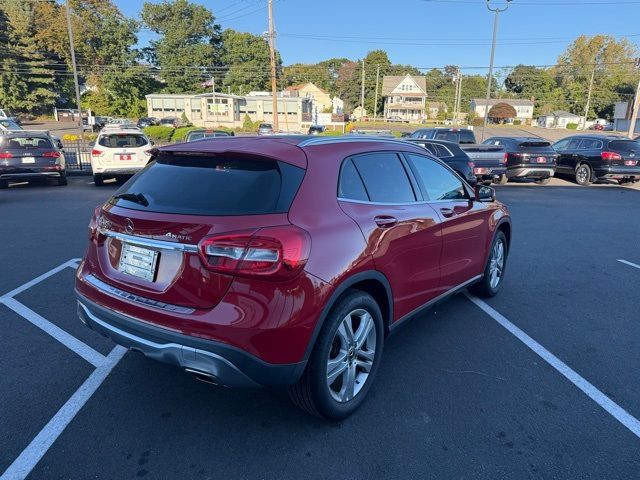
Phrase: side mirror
[{"left": 475, "top": 184, "right": 496, "bottom": 202}]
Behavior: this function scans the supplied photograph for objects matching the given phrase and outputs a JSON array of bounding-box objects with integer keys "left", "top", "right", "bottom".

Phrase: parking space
[{"left": 1, "top": 177, "right": 639, "bottom": 479}]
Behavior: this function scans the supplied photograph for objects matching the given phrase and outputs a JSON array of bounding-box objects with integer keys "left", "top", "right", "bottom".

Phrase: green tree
[
  {"left": 0, "top": 0, "right": 57, "bottom": 114},
  {"left": 142, "top": 0, "right": 222, "bottom": 93},
  {"left": 219, "top": 29, "right": 277, "bottom": 93},
  {"left": 505, "top": 65, "right": 555, "bottom": 96}
]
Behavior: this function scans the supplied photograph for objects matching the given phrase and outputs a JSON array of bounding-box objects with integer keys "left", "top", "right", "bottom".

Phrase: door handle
[
  {"left": 440, "top": 207, "right": 455, "bottom": 218},
  {"left": 374, "top": 215, "right": 398, "bottom": 228}
]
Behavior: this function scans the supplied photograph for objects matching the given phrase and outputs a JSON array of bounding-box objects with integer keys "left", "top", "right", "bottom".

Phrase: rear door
[
  {"left": 404, "top": 153, "right": 489, "bottom": 290},
  {"left": 91, "top": 152, "right": 305, "bottom": 309},
  {"left": 556, "top": 137, "right": 582, "bottom": 172},
  {"left": 337, "top": 152, "right": 443, "bottom": 320}
]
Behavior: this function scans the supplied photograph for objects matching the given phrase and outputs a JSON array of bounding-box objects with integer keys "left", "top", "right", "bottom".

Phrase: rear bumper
[
  {"left": 0, "top": 169, "right": 64, "bottom": 181},
  {"left": 594, "top": 166, "right": 640, "bottom": 179},
  {"left": 507, "top": 166, "right": 555, "bottom": 179},
  {"left": 474, "top": 166, "right": 506, "bottom": 181},
  {"left": 92, "top": 167, "right": 144, "bottom": 176},
  {"left": 76, "top": 293, "right": 306, "bottom": 387}
]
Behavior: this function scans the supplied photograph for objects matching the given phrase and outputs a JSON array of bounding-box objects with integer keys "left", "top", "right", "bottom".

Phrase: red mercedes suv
[{"left": 76, "top": 136, "right": 511, "bottom": 419}]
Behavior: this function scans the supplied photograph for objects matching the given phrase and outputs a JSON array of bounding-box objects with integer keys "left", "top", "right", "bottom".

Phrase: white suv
[{"left": 91, "top": 125, "right": 153, "bottom": 186}]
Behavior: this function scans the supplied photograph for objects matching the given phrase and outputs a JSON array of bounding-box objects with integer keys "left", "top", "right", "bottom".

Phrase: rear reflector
[
  {"left": 601, "top": 151, "right": 622, "bottom": 161},
  {"left": 474, "top": 167, "right": 489, "bottom": 175},
  {"left": 198, "top": 225, "right": 311, "bottom": 281},
  {"left": 0, "top": 152, "right": 13, "bottom": 159}
]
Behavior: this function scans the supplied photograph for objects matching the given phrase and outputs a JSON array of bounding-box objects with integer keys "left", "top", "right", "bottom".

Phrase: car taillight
[
  {"left": 502, "top": 152, "right": 508, "bottom": 164},
  {"left": 88, "top": 207, "right": 100, "bottom": 241},
  {"left": 0, "top": 152, "right": 13, "bottom": 159},
  {"left": 91, "top": 149, "right": 104, "bottom": 157},
  {"left": 42, "top": 151, "right": 60, "bottom": 158},
  {"left": 198, "top": 225, "right": 311, "bottom": 281},
  {"left": 601, "top": 151, "right": 621, "bottom": 161}
]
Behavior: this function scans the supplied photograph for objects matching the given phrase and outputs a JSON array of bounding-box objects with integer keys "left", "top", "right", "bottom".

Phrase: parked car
[
  {"left": 349, "top": 129, "right": 395, "bottom": 138},
  {"left": 0, "top": 118, "right": 22, "bottom": 132},
  {"left": 91, "top": 116, "right": 110, "bottom": 132},
  {"left": 483, "top": 136, "right": 557, "bottom": 184},
  {"left": 552, "top": 135, "right": 640, "bottom": 185},
  {"left": 0, "top": 131, "right": 67, "bottom": 188},
  {"left": 257, "top": 123, "right": 274, "bottom": 135},
  {"left": 0, "top": 108, "right": 20, "bottom": 124},
  {"left": 410, "top": 128, "right": 477, "bottom": 144},
  {"left": 76, "top": 136, "right": 512, "bottom": 419},
  {"left": 159, "top": 117, "right": 179, "bottom": 128},
  {"left": 184, "top": 129, "right": 234, "bottom": 142},
  {"left": 308, "top": 125, "right": 325, "bottom": 135},
  {"left": 404, "top": 138, "right": 476, "bottom": 185},
  {"left": 386, "top": 116, "right": 408, "bottom": 123},
  {"left": 90, "top": 126, "right": 154, "bottom": 186},
  {"left": 137, "top": 117, "right": 158, "bottom": 128}
]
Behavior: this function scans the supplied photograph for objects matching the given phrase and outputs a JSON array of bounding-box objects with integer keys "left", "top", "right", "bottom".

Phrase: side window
[
  {"left": 351, "top": 152, "right": 416, "bottom": 203},
  {"left": 580, "top": 139, "right": 602, "bottom": 150},
  {"left": 338, "top": 158, "right": 369, "bottom": 201},
  {"left": 421, "top": 143, "right": 438, "bottom": 155},
  {"left": 406, "top": 154, "right": 467, "bottom": 201},
  {"left": 433, "top": 144, "right": 453, "bottom": 157},
  {"left": 566, "top": 138, "right": 581, "bottom": 150},
  {"left": 553, "top": 138, "right": 570, "bottom": 151}
]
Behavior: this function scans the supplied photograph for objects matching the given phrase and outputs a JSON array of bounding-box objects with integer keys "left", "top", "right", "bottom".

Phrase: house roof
[
  {"left": 552, "top": 110, "right": 581, "bottom": 118},
  {"left": 284, "top": 82, "right": 328, "bottom": 94},
  {"left": 382, "top": 75, "right": 427, "bottom": 96},
  {"left": 472, "top": 98, "right": 534, "bottom": 107}
]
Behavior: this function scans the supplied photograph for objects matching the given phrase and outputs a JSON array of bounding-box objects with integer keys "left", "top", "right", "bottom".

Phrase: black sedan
[
  {"left": 0, "top": 132, "right": 67, "bottom": 188},
  {"left": 404, "top": 138, "right": 476, "bottom": 185},
  {"left": 553, "top": 135, "right": 640, "bottom": 186},
  {"left": 483, "top": 137, "right": 558, "bottom": 184}
]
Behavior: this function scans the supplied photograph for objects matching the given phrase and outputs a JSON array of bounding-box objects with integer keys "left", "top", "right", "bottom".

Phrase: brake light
[
  {"left": 42, "top": 151, "right": 60, "bottom": 158},
  {"left": 198, "top": 225, "right": 311, "bottom": 280},
  {"left": 502, "top": 152, "right": 508, "bottom": 164},
  {"left": 88, "top": 207, "right": 101, "bottom": 241},
  {"left": 91, "top": 149, "right": 104, "bottom": 157},
  {"left": 0, "top": 152, "right": 13, "bottom": 159},
  {"left": 601, "top": 151, "right": 621, "bottom": 161}
]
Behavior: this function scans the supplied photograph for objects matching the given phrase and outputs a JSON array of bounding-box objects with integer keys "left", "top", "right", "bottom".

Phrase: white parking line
[
  {"left": 617, "top": 259, "right": 640, "bottom": 270},
  {"left": 2, "top": 298, "right": 108, "bottom": 368},
  {"left": 0, "top": 259, "right": 80, "bottom": 301},
  {"left": 465, "top": 293, "right": 640, "bottom": 439},
  {"left": 0, "top": 346, "right": 126, "bottom": 480}
]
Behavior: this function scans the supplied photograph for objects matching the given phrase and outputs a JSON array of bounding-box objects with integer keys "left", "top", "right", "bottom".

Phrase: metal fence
[{"left": 62, "top": 140, "right": 93, "bottom": 172}]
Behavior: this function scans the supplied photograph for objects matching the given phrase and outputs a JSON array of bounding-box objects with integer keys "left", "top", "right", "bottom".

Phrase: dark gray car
[{"left": 0, "top": 132, "right": 67, "bottom": 188}]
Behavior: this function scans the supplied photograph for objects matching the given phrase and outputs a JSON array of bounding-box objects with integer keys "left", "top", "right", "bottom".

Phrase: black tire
[
  {"left": 93, "top": 174, "right": 104, "bottom": 186},
  {"left": 575, "top": 163, "right": 592, "bottom": 186},
  {"left": 0, "top": 179, "right": 8, "bottom": 189},
  {"left": 57, "top": 171, "right": 68, "bottom": 186},
  {"left": 535, "top": 177, "right": 551, "bottom": 185},
  {"left": 469, "top": 230, "right": 508, "bottom": 298},
  {"left": 494, "top": 174, "right": 508, "bottom": 185},
  {"left": 288, "top": 290, "right": 384, "bottom": 420}
]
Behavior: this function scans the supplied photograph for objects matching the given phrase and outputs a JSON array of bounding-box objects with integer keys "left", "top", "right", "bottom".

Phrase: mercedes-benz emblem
[{"left": 124, "top": 218, "right": 135, "bottom": 234}]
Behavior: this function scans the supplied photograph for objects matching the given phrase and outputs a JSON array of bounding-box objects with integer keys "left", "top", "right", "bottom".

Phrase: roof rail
[
  {"left": 0, "top": 129, "right": 51, "bottom": 135},
  {"left": 298, "top": 135, "right": 413, "bottom": 148}
]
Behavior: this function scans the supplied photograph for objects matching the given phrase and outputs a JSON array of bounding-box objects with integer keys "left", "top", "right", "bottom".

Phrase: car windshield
[
  {"left": 98, "top": 134, "right": 148, "bottom": 148},
  {"left": 2, "top": 136, "right": 53, "bottom": 149},
  {"left": 259, "top": 124, "right": 272, "bottom": 129},
  {"left": 608, "top": 140, "right": 640, "bottom": 152},
  {"left": 110, "top": 153, "right": 304, "bottom": 216}
]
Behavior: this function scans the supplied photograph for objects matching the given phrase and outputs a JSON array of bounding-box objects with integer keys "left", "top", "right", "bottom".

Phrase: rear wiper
[{"left": 112, "top": 192, "right": 149, "bottom": 207}]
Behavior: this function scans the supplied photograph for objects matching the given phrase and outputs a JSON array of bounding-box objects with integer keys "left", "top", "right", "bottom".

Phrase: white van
[{"left": 91, "top": 125, "right": 153, "bottom": 186}]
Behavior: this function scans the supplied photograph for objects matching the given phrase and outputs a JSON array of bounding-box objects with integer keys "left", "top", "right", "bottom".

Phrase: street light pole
[{"left": 481, "top": 0, "right": 512, "bottom": 141}]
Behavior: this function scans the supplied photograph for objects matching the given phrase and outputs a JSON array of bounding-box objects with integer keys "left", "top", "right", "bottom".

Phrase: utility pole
[
  {"left": 65, "top": 0, "right": 83, "bottom": 137},
  {"left": 373, "top": 65, "right": 380, "bottom": 121},
  {"left": 267, "top": 0, "right": 278, "bottom": 130},
  {"left": 583, "top": 63, "right": 596, "bottom": 130},
  {"left": 481, "top": 0, "right": 512, "bottom": 141},
  {"left": 453, "top": 67, "right": 462, "bottom": 126},
  {"left": 360, "top": 60, "right": 365, "bottom": 120},
  {"left": 627, "top": 58, "right": 640, "bottom": 139}
]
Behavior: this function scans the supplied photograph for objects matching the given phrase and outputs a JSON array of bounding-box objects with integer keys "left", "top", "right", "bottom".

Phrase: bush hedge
[
  {"left": 143, "top": 126, "right": 174, "bottom": 143},
  {"left": 513, "top": 119, "right": 522, "bottom": 125},
  {"left": 566, "top": 123, "right": 579, "bottom": 130},
  {"left": 171, "top": 126, "right": 201, "bottom": 142}
]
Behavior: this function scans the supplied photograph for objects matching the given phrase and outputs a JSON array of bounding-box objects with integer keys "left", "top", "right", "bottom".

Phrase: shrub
[
  {"left": 513, "top": 119, "right": 522, "bottom": 125},
  {"left": 171, "top": 126, "right": 201, "bottom": 142},
  {"left": 143, "top": 126, "right": 174, "bottom": 143},
  {"left": 566, "top": 123, "right": 579, "bottom": 130},
  {"left": 471, "top": 117, "right": 484, "bottom": 127}
]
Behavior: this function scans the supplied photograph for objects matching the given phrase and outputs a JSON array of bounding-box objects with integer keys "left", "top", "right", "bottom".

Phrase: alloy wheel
[
  {"left": 489, "top": 239, "right": 505, "bottom": 289},
  {"left": 326, "top": 309, "right": 377, "bottom": 403},
  {"left": 576, "top": 166, "right": 589, "bottom": 185}
]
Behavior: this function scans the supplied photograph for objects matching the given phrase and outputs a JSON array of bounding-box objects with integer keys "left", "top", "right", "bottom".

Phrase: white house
[
  {"left": 470, "top": 98, "right": 534, "bottom": 123},
  {"left": 613, "top": 101, "right": 640, "bottom": 134},
  {"left": 382, "top": 74, "right": 427, "bottom": 122},
  {"left": 537, "top": 111, "right": 583, "bottom": 129}
]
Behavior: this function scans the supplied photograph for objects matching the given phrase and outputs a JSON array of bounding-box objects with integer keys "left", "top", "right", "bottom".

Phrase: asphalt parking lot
[{"left": 1, "top": 177, "right": 640, "bottom": 480}]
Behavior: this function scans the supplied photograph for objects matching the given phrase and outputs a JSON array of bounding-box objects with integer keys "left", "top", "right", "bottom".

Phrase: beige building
[
  {"left": 427, "top": 101, "right": 448, "bottom": 119},
  {"left": 146, "top": 92, "right": 313, "bottom": 131},
  {"left": 283, "top": 82, "right": 333, "bottom": 113},
  {"left": 382, "top": 74, "right": 428, "bottom": 122}
]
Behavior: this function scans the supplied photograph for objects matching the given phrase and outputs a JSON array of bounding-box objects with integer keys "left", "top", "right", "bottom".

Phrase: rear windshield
[
  {"left": 0, "top": 119, "right": 21, "bottom": 130},
  {"left": 98, "top": 134, "right": 148, "bottom": 148},
  {"left": 3, "top": 136, "right": 53, "bottom": 149},
  {"left": 434, "top": 130, "right": 476, "bottom": 144},
  {"left": 608, "top": 140, "right": 640, "bottom": 152},
  {"left": 519, "top": 141, "right": 551, "bottom": 148},
  {"left": 110, "top": 153, "right": 305, "bottom": 216}
]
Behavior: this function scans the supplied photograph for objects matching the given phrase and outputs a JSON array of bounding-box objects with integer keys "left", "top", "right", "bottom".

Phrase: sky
[{"left": 115, "top": 0, "right": 640, "bottom": 73}]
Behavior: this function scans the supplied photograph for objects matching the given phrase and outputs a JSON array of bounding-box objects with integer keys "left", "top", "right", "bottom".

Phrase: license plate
[
  {"left": 119, "top": 243, "right": 158, "bottom": 281},
  {"left": 22, "top": 157, "right": 35, "bottom": 164},
  {"left": 625, "top": 160, "right": 637, "bottom": 166},
  {"left": 119, "top": 154, "right": 132, "bottom": 160},
  {"left": 535, "top": 157, "right": 547, "bottom": 163}
]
